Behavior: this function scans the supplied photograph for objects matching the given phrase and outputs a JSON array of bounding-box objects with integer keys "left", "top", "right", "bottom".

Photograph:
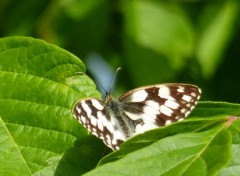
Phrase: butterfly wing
[
  {"left": 119, "top": 84, "right": 201, "bottom": 134},
  {"left": 73, "top": 98, "right": 124, "bottom": 150}
]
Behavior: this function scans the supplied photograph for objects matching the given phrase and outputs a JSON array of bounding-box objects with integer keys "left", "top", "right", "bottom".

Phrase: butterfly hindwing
[{"left": 73, "top": 98, "right": 124, "bottom": 150}]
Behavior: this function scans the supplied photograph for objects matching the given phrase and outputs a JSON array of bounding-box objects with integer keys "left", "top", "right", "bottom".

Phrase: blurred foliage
[{"left": 0, "top": 0, "right": 239, "bottom": 102}]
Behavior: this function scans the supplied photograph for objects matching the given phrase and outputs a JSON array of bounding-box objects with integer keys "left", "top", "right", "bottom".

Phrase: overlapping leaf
[
  {"left": 0, "top": 37, "right": 104, "bottom": 176},
  {"left": 85, "top": 126, "right": 232, "bottom": 176}
]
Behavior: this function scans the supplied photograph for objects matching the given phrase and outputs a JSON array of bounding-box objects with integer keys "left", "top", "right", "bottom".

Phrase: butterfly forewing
[
  {"left": 73, "top": 83, "right": 201, "bottom": 150},
  {"left": 120, "top": 84, "right": 201, "bottom": 127}
]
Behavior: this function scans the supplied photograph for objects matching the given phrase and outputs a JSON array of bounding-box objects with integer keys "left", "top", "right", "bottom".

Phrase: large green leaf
[
  {"left": 84, "top": 126, "right": 232, "bottom": 176},
  {"left": 95, "top": 103, "right": 239, "bottom": 176},
  {"left": 98, "top": 116, "right": 228, "bottom": 166},
  {"left": 99, "top": 102, "right": 240, "bottom": 166},
  {"left": 0, "top": 37, "right": 104, "bottom": 176}
]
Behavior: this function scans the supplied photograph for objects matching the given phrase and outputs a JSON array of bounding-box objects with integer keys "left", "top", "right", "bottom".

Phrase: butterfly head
[
  {"left": 105, "top": 92, "right": 114, "bottom": 103},
  {"left": 104, "top": 67, "right": 121, "bottom": 102}
]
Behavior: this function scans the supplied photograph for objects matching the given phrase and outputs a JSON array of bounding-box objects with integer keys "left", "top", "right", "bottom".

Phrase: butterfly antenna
[
  {"left": 108, "top": 67, "right": 122, "bottom": 96},
  {"left": 75, "top": 72, "right": 108, "bottom": 96}
]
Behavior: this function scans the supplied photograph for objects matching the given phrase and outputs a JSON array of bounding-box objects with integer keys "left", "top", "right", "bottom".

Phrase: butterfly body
[
  {"left": 73, "top": 83, "right": 201, "bottom": 150},
  {"left": 105, "top": 96, "right": 137, "bottom": 139}
]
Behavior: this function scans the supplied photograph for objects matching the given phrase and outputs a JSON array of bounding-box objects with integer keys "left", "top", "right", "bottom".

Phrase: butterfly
[{"left": 73, "top": 83, "right": 201, "bottom": 150}]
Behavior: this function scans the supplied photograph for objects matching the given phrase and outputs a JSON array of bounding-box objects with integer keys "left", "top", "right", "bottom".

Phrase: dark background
[{"left": 1, "top": 0, "right": 239, "bottom": 102}]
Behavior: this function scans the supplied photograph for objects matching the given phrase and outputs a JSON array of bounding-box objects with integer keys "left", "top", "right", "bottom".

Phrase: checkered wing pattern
[
  {"left": 73, "top": 83, "right": 201, "bottom": 150},
  {"left": 74, "top": 98, "right": 123, "bottom": 150}
]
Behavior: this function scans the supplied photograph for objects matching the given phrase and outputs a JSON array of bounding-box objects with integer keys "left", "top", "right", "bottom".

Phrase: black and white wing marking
[
  {"left": 73, "top": 98, "right": 124, "bottom": 150},
  {"left": 73, "top": 83, "right": 201, "bottom": 150},
  {"left": 119, "top": 84, "right": 201, "bottom": 134}
]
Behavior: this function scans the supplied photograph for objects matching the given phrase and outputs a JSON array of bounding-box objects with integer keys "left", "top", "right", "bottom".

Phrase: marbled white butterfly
[{"left": 73, "top": 83, "right": 201, "bottom": 150}]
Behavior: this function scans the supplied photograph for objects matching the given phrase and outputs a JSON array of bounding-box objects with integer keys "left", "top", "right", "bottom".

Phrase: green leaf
[
  {"left": 0, "top": 37, "right": 104, "bottom": 175},
  {"left": 0, "top": 116, "right": 31, "bottom": 175},
  {"left": 196, "top": 0, "right": 239, "bottom": 79},
  {"left": 64, "top": 0, "right": 103, "bottom": 20},
  {"left": 122, "top": 1, "right": 195, "bottom": 85},
  {"left": 218, "top": 120, "right": 240, "bottom": 176},
  {"left": 191, "top": 101, "right": 240, "bottom": 117},
  {"left": 99, "top": 116, "right": 228, "bottom": 166},
  {"left": 99, "top": 101, "right": 240, "bottom": 166},
  {"left": 84, "top": 127, "right": 231, "bottom": 176}
]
